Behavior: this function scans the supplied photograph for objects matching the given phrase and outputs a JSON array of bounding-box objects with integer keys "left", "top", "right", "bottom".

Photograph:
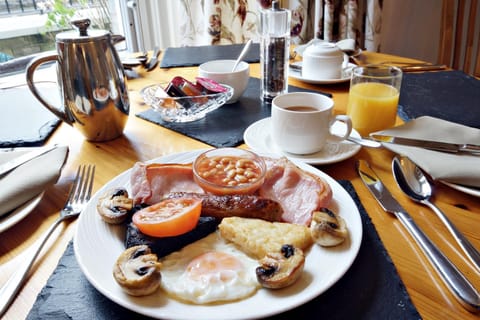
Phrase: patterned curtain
[{"left": 178, "top": 0, "right": 382, "bottom": 52}]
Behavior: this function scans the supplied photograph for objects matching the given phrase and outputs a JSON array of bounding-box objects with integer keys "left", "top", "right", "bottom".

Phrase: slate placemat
[
  {"left": 27, "top": 180, "right": 420, "bottom": 320},
  {"left": 398, "top": 70, "right": 480, "bottom": 128},
  {"left": 0, "top": 83, "right": 61, "bottom": 148},
  {"left": 136, "top": 77, "right": 332, "bottom": 148},
  {"left": 160, "top": 43, "right": 260, "bottom": 68}
]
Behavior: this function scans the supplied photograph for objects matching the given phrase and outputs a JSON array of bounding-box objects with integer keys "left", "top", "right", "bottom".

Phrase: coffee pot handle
[{"left": 26, "top": 53, "right": 73, "bottom": 125}]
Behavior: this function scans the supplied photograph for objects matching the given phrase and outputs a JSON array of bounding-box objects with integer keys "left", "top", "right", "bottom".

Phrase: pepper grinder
[{"left": 260, "top": 0, "right": 291, "bottom": 102}]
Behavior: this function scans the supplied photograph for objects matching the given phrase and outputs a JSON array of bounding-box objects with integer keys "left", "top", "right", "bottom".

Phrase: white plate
[
  {"left": 441, "top": 181, "right": 480, "bottom": 198},
  {"left": 289, "top": 62, "right": 354, "bottom": 84},
  {"left": 244, "top": 117, "right": 362, "bottom": 165},
  {"left": 74, "top": 150, "right": 363, "bottom": 320},
  {"left": 0, "top": 192, "right": 43, "bottom": 233}
]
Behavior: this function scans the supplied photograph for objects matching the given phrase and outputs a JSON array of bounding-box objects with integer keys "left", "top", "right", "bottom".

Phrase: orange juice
[{"left": 346, "top": 82, "right": 399, "bottom": 136}]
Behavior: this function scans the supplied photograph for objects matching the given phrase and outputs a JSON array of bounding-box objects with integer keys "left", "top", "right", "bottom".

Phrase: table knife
[
  {"left": 0, "top": 145, "right": 57, "bottom": 177},
  {"left": 370, "top": 134, "right": 480, "bottom": 155},
  {"left": 146, "top": 46, "right": 161, "bottom": 71},
  {"left": 356, "top": 159, "right": 480, "bottom": 312}
]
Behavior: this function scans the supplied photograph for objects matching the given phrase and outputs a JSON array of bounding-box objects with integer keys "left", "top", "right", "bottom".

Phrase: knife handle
[{"left": 395, "top": 211, "right": 480, "bottom": 312}]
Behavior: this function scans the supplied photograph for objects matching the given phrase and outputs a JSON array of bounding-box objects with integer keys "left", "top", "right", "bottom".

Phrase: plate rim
[
  {"left": 74, "top": 150, "right": 363, "bottom": 320},
  {"left": 0, "top": 192, "right": 44, "bottom": 233},
  {"left": 243, "top": 117, "right": 362, "bottom": 165},
  {"left": 440, "top": 180, "right": 480, "bottom": 197}
]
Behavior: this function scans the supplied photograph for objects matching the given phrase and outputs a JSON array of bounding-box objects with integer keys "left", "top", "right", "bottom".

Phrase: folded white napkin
[
  {"left": 372, "top": 116, "right": 480, "bottom": 188},
  {"left": 0, "top": 145, "right": 69, "bottom": 217}
]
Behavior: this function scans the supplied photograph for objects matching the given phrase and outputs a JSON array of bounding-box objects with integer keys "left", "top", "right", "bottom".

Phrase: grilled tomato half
[{"left": 132, "top": 198, "right": 202, "bottom": 237}]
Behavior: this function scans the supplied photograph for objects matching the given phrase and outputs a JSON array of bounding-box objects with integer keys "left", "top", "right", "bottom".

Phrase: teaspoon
[
  {"left": 392, "top": 155, "right": 480, "bottom": 272},
  {"left": 232, "top": 39, "right": 253, "bottom": 72}
]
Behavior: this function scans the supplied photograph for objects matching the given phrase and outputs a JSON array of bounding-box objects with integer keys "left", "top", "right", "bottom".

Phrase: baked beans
[{"left": 197, "top": 156, "right": 263, "bottom": 187}]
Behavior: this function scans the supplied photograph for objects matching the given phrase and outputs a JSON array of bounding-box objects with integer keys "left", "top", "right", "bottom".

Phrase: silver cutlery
[
  {"left": 0, "top": 164, "right": 95, "bottom": 317},
  {"left": 392, "top": 155, "right": 480, "bottom": 272},
  {"left": 232, "top": 39, "right": 253, "bottom": 72},
  {"left": 356, "top": 159, "right": 480, "bottom": 312},
  {"left": 347, "top": 136, "right": 382, "bottom": 148},
  {"left": 370, "top": 134, "right": 480, "bottom": 155},
  {"left": 0, "top": 145, "right": 58, "bottom": 177},
  {"left": 146, "top": 46, "right": 161, "bottom": 72}
]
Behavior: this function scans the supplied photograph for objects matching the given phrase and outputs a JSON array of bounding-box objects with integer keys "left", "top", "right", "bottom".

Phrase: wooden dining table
[{"left": 0, "top": 50, "right": 479, "bottom": 320}]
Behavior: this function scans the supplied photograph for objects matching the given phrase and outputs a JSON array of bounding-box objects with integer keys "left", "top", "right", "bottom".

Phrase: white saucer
[
  {"left": 244, "top": 117, "right": 362, "bottom": 165},
  {"left": 0, "top": 192, "right": 43, "bottom": 233},
  {"left": 289, "top": 62, "right": 354, "bottom": 84}
]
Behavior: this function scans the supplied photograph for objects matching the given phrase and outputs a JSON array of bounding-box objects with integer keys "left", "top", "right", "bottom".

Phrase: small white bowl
[{"left": 198, "top": 60, "right": 250, "bottom": 104}]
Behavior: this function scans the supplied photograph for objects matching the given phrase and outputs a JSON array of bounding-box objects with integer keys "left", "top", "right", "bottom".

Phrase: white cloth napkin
[
  {"left": 372, "top": 116, "right": 480, "bottom": 188},
  {"left": 0, "top": 145, "right": 68, "bottom": 217}
]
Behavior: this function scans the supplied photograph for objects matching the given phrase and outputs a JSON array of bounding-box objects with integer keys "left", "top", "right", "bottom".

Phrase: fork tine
[
  {"left": 83, "top": 165, "right": 95, "bottom": 201},
  {"left": 67, "top": 165, "right": 95, "bottom": 205},
  {"left": 66, "top": 165, "right": 83, "bottom": 204}
]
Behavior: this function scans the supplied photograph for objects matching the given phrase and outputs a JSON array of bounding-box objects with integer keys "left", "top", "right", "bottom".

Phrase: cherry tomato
[{"left": 132, "top": 198, "right": 202, "bottom": 237}]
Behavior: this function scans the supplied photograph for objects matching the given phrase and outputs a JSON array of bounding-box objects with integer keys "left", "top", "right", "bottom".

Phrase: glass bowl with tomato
[
  {"left": 193, "top": 148, "right": 266, "bottom": 195},
  {"left": 141, "top": 76, "right": 234, "bottom": 123}
]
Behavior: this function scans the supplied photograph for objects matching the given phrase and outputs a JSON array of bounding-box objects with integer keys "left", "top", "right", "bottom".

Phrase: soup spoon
[{"left": 392, "top": 155, "right": 480, "bottom": 272}]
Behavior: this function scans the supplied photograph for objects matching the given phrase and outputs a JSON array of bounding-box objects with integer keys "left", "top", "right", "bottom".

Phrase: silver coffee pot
[{"left": 26, "top": 18, "right": 129, "bottom": 142}]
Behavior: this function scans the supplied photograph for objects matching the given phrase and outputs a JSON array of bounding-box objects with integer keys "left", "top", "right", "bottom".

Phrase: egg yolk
[{"left": 186, "top": 251, "right": 243, "bottom": 282}]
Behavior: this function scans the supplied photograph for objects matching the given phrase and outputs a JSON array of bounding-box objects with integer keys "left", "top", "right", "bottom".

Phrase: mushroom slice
[
  {"left": 255, "top": 244, "right": 305, "bottom": 289},
  {"left": 310, "top": 208, "right": 348, "bottom": 247},
  {"left": 97, "top": 188, "right": 134, "bottom": 224},
  {"left": 113, "top": 245, "right": 162, "bottom": 296}
]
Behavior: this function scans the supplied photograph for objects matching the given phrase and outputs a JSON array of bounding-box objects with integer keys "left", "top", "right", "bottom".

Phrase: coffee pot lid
[{"left": 55, "top": 18, "right": 110, "bottom": 43}]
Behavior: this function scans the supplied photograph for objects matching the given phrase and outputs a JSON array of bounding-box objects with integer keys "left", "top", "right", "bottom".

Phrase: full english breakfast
[{"left": 96, "top": 149, "right": 350, "bottom": 304}]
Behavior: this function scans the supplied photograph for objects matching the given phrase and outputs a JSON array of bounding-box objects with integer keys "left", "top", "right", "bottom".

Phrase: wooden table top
[{"left": 1, "top": 51, "right": 479, "bottom": 320}]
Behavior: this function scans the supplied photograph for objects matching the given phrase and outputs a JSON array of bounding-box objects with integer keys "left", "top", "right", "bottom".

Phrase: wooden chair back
[{"left": 438, "top": 0, "right": 480, "bottom": 77}]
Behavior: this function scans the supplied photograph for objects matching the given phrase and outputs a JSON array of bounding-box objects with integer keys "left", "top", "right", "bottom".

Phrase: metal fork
[{"left": 0, "top": 164, "right": 95, "bottom": 317}]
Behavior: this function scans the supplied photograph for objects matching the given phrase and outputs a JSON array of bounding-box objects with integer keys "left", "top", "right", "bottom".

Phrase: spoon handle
[
  {"left": 425, "top": 201, "right": 480, "bottom": 272},
  {"left": 395, "top": 210, "right": 480, "bottom": 312},
  {"left": 232, "top": 39, "right": 253, "bottom": 72}
]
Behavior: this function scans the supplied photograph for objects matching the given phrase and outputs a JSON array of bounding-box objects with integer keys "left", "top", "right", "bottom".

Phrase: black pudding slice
[{"left": 125, "top": 216, "right": 220, "bottom": 258}]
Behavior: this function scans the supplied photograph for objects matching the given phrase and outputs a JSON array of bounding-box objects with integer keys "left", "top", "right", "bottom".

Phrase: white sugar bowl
[{"left": 302, "top": 42, "right": 345, "bottom": 80}]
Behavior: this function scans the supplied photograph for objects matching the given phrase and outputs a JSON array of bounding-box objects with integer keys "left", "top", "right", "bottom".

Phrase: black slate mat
[
  {"left": 0, "top": 83, "right": 61, "bottom": 148},
  {"left": 136, "top": 78, "right": 332, "bottom": 148},
  {"left": 27, "top": 181, "right": 420, "bottom": 320},
  {"left": 160, "top": 43, "right": 260, "bottom": 68},
  {"left": 398, "top": 70, "right": 480, "bottom": 128}
]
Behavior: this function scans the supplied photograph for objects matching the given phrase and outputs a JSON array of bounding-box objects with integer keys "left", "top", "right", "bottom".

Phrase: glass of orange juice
[{"left": 346, "top": 65, "right": 403, "bottom": 136}]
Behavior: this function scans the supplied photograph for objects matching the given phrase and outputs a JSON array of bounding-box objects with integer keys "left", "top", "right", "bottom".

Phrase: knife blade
[
  {"left": 146, "top": 46, "right": 161, "bottom": 72},
  {"left": 0, "top": 145, "right": 57, "bottom": 177},
  {"left": 370, "top": 134, "right": 480, "bottom": 154},
  {"left": 356, "top": 159, "right": 480, "bottom": 312},
  {"left": 400, "top": 64, "right": 447, "bottom": 72}
]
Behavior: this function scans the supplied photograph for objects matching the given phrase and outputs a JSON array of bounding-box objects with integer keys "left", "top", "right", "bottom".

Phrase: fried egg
[{"left": 160, "top": 231, "right": 260, "bottom": 304}]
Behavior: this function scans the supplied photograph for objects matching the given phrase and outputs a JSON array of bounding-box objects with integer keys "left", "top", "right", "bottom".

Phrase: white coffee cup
[
  {"left": 302, "top": 42, "right": 346, "bottom": 80},
  {"left": 198, "top": 59, "right": 250, "bottom": 104},
  {"left": 271, "top": 92, "right": 352, "bottom": 154}
]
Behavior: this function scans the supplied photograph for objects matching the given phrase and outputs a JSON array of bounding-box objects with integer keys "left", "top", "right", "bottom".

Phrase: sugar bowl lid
[{"left": 304, "top": 42, "right": 343, "bottom": 58}]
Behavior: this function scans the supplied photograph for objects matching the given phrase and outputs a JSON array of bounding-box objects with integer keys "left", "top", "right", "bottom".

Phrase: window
[{"left": 0, "top": 0, "right": 178, "bottom": 75}]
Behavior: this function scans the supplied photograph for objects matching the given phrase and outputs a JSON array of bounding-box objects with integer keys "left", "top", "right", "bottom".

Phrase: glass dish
[{"left": 140, "top": 84, "right": 234, "bottom": 122}]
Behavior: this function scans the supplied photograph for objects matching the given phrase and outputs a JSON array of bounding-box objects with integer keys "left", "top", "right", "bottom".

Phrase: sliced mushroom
[
  {"left": 310, "top": 208, "right": 348, "bottom": 247},
  {"left": 113, "top": 245, "right": 162, "bottom": 296},
  {"left": 97, "top": 188, "right": 134, "bottom": 224},
  {"left": 255, "top": 244, "right": 305, "bottom": 289}
]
